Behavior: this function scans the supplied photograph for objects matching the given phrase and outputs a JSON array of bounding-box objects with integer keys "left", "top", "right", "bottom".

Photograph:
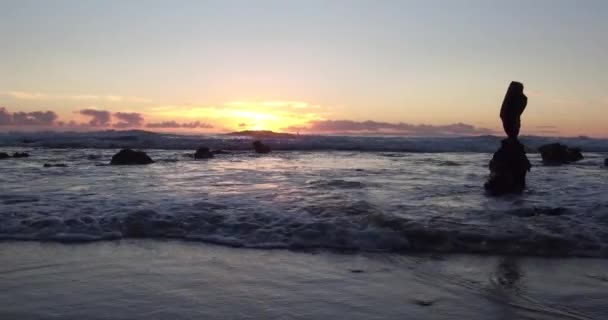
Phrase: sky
[{"left": 1, "top": 0, "right": 607, "bottom": 136}]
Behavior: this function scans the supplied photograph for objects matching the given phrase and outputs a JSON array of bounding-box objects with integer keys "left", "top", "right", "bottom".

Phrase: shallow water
[
  {"left": 1, "top": 241, "right": 607, "bottom": 319},
  {"left": 1, "top": 147, "right": 608, "bottom": 257}
]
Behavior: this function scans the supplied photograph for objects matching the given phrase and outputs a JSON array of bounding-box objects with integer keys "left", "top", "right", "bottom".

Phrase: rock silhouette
[
  {"left": 194, "top": 147, "right": 214, "bottom": 159},
  {"left": 12, "top": 152, "right": 30, "bottom": 158},
  {"left": 605, "top": 159, "right": 608, "bottom": 167},
  {"left": 110, "top": 149, "right": 154, "bottom": 165},
  {"left": 538, "top": 143, "right": 583, "bottom": 165},
  {"left": 0, "top": 152, "right": 9, "bottom": 159},
  {"left": 485, "top": 139, "right": 531, "bottom": 195},
  {"left": 253, "top": 140, "right": 271, "bottom": 154},
  {"left": 43, "top": 163, "right": 68, "bottom": 168},
  {"left": 485, "top": 81, "right": 531, "bottom": 195},
  {"left": 500, "top": 81, "right": 527, "bottom": 139}
]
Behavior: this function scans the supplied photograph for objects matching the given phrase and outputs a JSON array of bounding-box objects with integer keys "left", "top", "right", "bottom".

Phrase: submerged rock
[
  {"left": 538, "top": 143, "right": 583, "bottom": 165},
  {"left": 0, "top": 152, "right": 9, "bottom": 159},
  {"left": 194, "top": 147, "right": 214, "bottom": 159},
  {"left": 485, "top": 139, "right": 531, "bottom": 195},
  {"left": 253, "top": 140, "right": 271, "bottom": 154},
  {"left": 110, "top": 149, "right": 154, "bottom": 165},
  {"left": 43, "top": 163, "right": 68, "bottom": 168},
  {"left": 485, "top": 81, "right": 530, "bottom": 196},
  {"left": 13, "top": 152, "right": 30, "bottom": 158}
]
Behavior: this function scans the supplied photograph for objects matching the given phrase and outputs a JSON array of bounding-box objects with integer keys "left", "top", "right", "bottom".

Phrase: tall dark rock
[
  {"left": 500, "top": 82, "right": 527, "bottom": 139},
  {"left": 485, "top": 82, "right": 531, "bottom": 195}
]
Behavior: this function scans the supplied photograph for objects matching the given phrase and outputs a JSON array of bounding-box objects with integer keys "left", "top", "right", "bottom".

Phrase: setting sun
[{"left": 136, "top": 100, "right": 323, "bottom": 132}]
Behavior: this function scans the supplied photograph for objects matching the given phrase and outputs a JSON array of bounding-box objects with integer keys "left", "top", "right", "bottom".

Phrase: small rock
[
  {"left": 0, "top": 152, "right": 9, "bottom": 159},
  {"left": 194, "top": 147, "right": 214, "bottom": 159},
  {"left": 604, "top": 159, "right": 608, "bottom": 167},
  {"left": 412, "top": 298, "right": 436, "bottom": 307},
  {"left": 538, "top": 143, "right": 583, "bottom": 165},
  {"left": 43, "top": 163, "right": 68, "bottom": 168},
  {"left": 13, "top": 152, "right": 30, "bottom": 158},
  {"left": 253, "top": 140, "right": 271, "bottom": 154},
  {"left": 349, "top": 269, "right": 365, "bottom": 273},
  {"left": 110, "top": 149, "right": 154, "bottom": 165}
]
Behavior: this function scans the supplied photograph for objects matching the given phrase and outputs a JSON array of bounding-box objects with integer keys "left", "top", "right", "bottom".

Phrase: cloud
[
  {"left": 12, "top": 111, "right": 58, "bottom": 125},
  {"left": 2, "top": 91, "right": 151, "bottom": 103},
  {"left": 0, "top": 108, "right": 11, "bottom": 125},
  {"left": 145, "top": 121, "right": 213, "bottom": 129},
  {"left": 79, "top": 109, "right": 111, "bottom": 127},
  {"left": 0, "top": 107, "right": 58, "bottom": 126},
  {"left": 113, "top": 112, "right": 144, "bottom": 128},
  {"left": 286, "top": 120, "right": 495, "bottom": 136}
]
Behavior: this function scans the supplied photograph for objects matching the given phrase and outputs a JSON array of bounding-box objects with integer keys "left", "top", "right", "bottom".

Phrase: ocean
[{"left": 1, "top": 131, "right": 607, "bottom": 257}]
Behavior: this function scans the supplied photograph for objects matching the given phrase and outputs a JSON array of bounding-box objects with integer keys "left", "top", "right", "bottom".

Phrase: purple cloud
[
  {"left": 0, "top": 107, "right": 12, "bottom": 125},
  {"left": 0, "top": 107, "right": 58, "bottom": 126},
  {"left": 286, "top": 120, "right": 495, "bottom": 136},
  {"left": 113, "top": 112, "right": 144, "bottom": 128},
  {"left": 79, "top": 109, "right": 111, "bottom": 127},
  {"left": 145, "top": 120, "right": 213, "bottom": 129}
]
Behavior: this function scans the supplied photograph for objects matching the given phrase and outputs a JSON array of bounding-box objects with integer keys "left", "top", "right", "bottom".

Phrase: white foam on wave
[{"left": 1, "top": 201, "right": 607, "bottom": 257}]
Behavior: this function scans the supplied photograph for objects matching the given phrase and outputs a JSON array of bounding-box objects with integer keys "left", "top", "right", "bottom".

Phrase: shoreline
[{"left": 1, "top": 240, "right": 606, "bottom": 319}]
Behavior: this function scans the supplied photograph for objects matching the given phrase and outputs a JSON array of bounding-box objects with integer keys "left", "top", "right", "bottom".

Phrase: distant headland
[{"left": 225, "top": 130, "right": 299, "bottom": 139}]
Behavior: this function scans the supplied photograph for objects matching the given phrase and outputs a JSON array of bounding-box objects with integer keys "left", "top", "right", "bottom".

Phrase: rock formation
[
  {"left": 194, "top": 147, "right": 214, "bottom": 159},
  {"left": 110, "top": 149, "right": 154, "bottom": 165},
  {"left": 43, "top": 163, "right": 68, "bottom": 168},
  {"left": 253, "top": 140, "right": 271, "bottom": 154},
  {"left": 12, "top": 152, "right": 30, "bottom": 158},
  {"left": 500, "top": 82, "right": 527, "bottom": 139},
  {"left": 0, "top": 152, "right": 9, "bottom": 159},
  {"left": 484, "top": 81, "right": 531, "bottom": 195},
  {"left": 538, "top": 143, "right": 583, "bottom": 165}
]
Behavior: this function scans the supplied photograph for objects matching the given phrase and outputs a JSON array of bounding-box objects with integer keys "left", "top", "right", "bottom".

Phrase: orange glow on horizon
[{"left": 145, "top": 100, "right": 325, "bottom": 132}]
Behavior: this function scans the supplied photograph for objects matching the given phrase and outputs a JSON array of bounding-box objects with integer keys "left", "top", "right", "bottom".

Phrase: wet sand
[{"left": 1, "top": 241, "right": 607, "bottom": 319}]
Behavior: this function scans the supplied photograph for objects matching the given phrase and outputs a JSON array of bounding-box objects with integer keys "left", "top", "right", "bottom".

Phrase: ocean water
[{"left": 1, "top": 132, "right": 608, "bottom": 257}]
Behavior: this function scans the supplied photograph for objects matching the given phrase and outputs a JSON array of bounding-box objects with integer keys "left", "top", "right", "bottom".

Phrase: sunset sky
[{"left": 1, "top": 0, "right": 606, "bottom": 136}]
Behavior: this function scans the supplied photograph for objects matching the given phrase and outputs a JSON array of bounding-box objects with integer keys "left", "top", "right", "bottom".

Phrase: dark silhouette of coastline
[{"left": 226, "top": 130, "right": 298, "bottom": 139}]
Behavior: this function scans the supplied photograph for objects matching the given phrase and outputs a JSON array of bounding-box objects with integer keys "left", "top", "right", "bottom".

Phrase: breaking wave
[{"left": 2, "top": 130, "right": 608, "bottom": 152}]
